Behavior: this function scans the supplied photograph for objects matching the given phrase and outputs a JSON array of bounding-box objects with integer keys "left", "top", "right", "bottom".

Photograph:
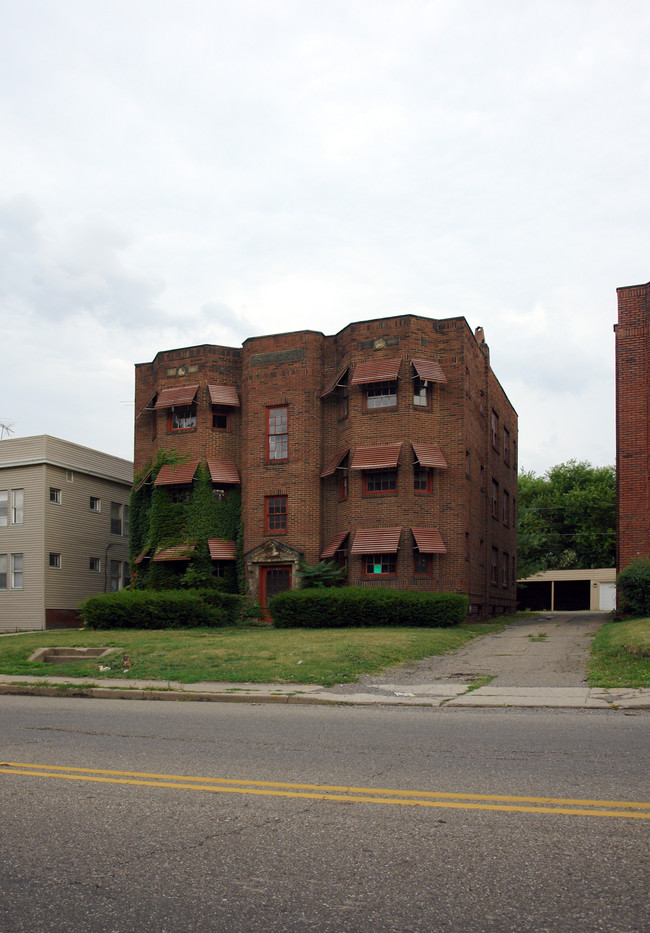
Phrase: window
[
  {"left": 111, "top": 503, "right": 129, "bottom": 536},
  {"left": 265, "top": 496, "right": 287, "bottom": 533},
  {"left": 365, "top": 382, "right": 397, "bottom": 409},
  {"left": 0, "top": 491, "right": 7, "bottom": 527},
  {"left": 413, "top": 379, "right": 430, "bottom": 408},
  {"left": 11, "top": 553, "right": 23, "bottom": 589},
  {"left": 49, "top": 553, "right": 61, "bottom": 569},
  {"left": 363, "top": 469, "right": 397, "bottom": 495},
  {"left": 212, "top": 407, "right": 230, "bottom": 430},
  {"left": 49, "top": 488, "right": 61, "bottom": 504},
  {"left": 491, "top": 480, "right": 499, "bottom": 518},
  {"left": 339, "top": 388, "right": 349, "bottom": 419},
  {"left": 169, "top": 406, "right": 196, "bottom": 431},
  {"left": 503, "top": 428, "right": 510, "bottom": 464},
  {"left": 502, "top": 489, "right": 510, "bottom": 526},
  {"left": 414, "top": 465, "right": 432, "bottom": 494},
  {"left": 490, "top": 548, "right": 498, "bottom": 585},
  {"left": 213, "top": 487, "right": 227, "bottom": 503},
  {"left": 66, "top": 470, "right": 74, "bottom": 483},
  {"left": 502, "top": 552, "right": 509, "bottom": 587},
  {"left": 491, "top": 410, "right": 499, "bottom": 450},
  {"left": 109, "top": 560, "right": 130, "bottom": 591},
  {"left": 339, "top": 469, "right": 348, "bottom": 500},
  {"left": 414, "top": 552, "right": 432, "bottom": 576},
  {"left": 89, "top": 558, "right": 101, "bottom": 573},
  {"left": 90, "top": 497, "right": 101, "bottom": 512},
  {"left": 110, "top": 560, "right": 121, "bottom": 592},
  {"left": 0, "top": 554, "right": 6, "bottom": 589},
  {"left": 364, "top": 553, "right": 397, "bottom": 576},
  {"left": 11, "top": 489, "right": 23, "bottom": 525},
  {"left": 267, "top": 407, "right": 288, "bottom": 461}
]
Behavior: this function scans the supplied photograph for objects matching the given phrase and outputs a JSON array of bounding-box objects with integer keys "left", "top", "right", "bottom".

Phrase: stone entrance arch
[{"left": 245, "top": 540, "right": 302, "bottom": 607}]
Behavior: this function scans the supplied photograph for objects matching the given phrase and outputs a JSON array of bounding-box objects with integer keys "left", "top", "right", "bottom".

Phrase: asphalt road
[{"left": 1, "top": 695, "right": 648, "bottom": 933}]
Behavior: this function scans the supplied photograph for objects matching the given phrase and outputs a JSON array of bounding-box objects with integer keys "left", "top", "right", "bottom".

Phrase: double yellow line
[{"left": 1, "top": 761, "right": 649, "bottom": 819}]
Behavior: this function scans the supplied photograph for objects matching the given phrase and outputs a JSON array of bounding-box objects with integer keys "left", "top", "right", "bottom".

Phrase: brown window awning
[
  {"left": 350, "top": 527, "right": 402, "bottom": 555},
  {"left": 411, "top": 359, "right": 447, "bottom": 383},
  {"left": 320, "top": 531, "right": 349, "bottom": 559},
  {"left": 154, "top": 385, "right": 199, "bottom": 409},
  {"left": 320, "top": 365, "right": 349, "bottom": 398},
  {"left": 134, "top": 549, "right": 150, "bottom": 564},
  {"left": 411, "top": 528, "right": 447, "bottom": 554},
  {"left": 412, "top": 443, "right": 448, "bottom": 469},
  {"left": 153, "top": 544, "right": 195, "bottom": 562},
  {"left": 321, "top": 448, "right": 349, "bottom": 478},
  {"left": 207, "top": 461, "right": 241, "bottom": 484},
  {"left": 134, "top": 468, "right": 153, "bottom": 493},
  {"left": 208, "top": 385, "right": 240, "bottom": 407},
  {"left": 350, "top": 443, "right": 402, "bottom": 470},
  {"left": 154, "top": 461, "right": 200, "bottom": 485},
  {"left": 207, "top": 538, "right": 237, "bottom": 560},
  {"left": 351, "top": 358, "right": 401, "bottom": 385}
]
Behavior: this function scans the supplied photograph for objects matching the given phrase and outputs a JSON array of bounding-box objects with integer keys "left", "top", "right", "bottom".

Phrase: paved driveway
[{"left": 327, "top": 612, "right": 608, "bottom": 695}]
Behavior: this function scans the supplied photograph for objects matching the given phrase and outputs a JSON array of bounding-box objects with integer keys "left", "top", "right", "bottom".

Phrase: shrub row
[
  {"left": 269, "top": 587, "right": 469, "bottom": 628},
  {"left": 80, "top": 590, "right": 238, "bottom": 629}
]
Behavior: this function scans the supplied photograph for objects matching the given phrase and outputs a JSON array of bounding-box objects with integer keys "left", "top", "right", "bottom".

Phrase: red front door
[{"left": 260, "top": 565, "right": 292, "bottom": 609}]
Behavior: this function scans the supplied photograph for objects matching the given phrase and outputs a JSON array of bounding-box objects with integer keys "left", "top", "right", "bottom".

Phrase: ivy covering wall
[{"left": 129, "top": 449, "right": 243, "bottom": 593}]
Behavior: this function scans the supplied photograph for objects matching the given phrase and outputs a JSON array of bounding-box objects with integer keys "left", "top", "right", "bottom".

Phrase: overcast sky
[{"left": 1, "top": 0, "right": 648, "bottom": 475}]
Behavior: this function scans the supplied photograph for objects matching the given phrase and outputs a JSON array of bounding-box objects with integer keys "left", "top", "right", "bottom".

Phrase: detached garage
[{"left": 517, "top": 568, "right": 616, "bottom": 612}]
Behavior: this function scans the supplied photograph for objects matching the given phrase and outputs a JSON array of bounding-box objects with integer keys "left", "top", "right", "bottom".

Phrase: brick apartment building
[
  {"left": 615, "top": 280, "right": 650, "bottom": 570},
  {"left": 134, "top": 314, "right": 518, "bottom": 617}
]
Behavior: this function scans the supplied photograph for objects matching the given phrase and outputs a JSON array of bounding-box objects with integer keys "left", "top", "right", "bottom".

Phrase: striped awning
[
  {"left": 154, "top": 461, "right": 200, "bottom": 486},
  {"left": 411, "top": 528, "right": 447, "bottom": 554},
  {"left": 320, "top": 531, "right": 349, "bottom": 559},
  {"left": 154, "top": 385, "right": 199, "bottom": 409},
  {"left": 351, "top": 358, "right": 401, "bottom": 385},
  {"left": 207, "top": 461, "right": 241, "bottom": 484},
  {"left": 207, "top": 538, "right": 237, "bottom": 560},
  {"left": 350, "top": 527, "right": 402, "bottom": 555},
  {"left": 412, "top": 443, "right": 448, "bottom": 469},
  {"left": 208, "top": 385, "right": 240, "bottom": 407},
  {"left": 320, "top": 365, "right": 349, "bottom": 398},
  {"left": 153, "top": 544, "right": 195, "bottom": 562},
  {"left": 350, "top": 443, "right": 402, "bottom": 470},
  {"left": 411, "top": 359, "right": 447, "bottom": 384},
  {"left": 321, "top": 449, "right": 349, "bottom": 478}
]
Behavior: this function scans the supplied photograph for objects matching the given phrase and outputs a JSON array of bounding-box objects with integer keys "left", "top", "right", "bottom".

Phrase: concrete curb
[{"left": 1, "top": 678, "right": 648, "bottom": 709}]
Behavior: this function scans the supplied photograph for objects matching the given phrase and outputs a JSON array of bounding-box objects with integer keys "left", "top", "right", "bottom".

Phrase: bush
[
  {"left": 617, "top": 558, "right": 650, "bottom": 617},
  {"left": 80, "top": 590, "right": 227, "bottom": 630},
  {"left": 269, "top": 587, "right": 468, "bottom": 628}
]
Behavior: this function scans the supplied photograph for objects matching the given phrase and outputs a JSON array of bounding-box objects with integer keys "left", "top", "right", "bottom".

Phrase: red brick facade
[
  {"left": 615, "top": 282, "right": 650, "bottom": 570},
  {"left": 134, "top": 314, "right": 518, "bottom": 617}
]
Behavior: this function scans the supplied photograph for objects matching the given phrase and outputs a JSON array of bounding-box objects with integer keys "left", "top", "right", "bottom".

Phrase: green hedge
[
  {"left": 80, "top": 590, "right": 227, "bottom": 630},
  {"left": 269, "top": 587, "right": 469, "bottom": 628}
]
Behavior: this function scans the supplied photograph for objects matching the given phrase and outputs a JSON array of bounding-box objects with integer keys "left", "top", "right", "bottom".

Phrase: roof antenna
[{"left": 0, "top": 421, "right": 16, "bottom": 440}]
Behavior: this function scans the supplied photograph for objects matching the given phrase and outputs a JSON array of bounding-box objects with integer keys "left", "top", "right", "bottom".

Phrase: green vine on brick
[{"left": 128, "top": 449, "right": 242, "bottom": 593}]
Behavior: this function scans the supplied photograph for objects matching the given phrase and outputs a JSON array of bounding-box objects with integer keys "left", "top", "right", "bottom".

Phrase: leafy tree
[{"left": 518, "top": 460, "right": 615, "bottom": 577}]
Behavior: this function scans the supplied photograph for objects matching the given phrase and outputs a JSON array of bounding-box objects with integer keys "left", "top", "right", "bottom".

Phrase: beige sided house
[{"left": 0, "top": 435, "right": 133, "bottom": 631}]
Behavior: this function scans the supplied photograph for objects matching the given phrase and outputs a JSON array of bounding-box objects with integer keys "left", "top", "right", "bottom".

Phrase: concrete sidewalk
[{"left": 0, "top": 673, "right": 648, "bottom": 709}]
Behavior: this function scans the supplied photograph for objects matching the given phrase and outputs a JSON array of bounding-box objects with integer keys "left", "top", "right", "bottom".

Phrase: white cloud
[{"left": 1, "top": 0, "right": 649, "bottom": 471}]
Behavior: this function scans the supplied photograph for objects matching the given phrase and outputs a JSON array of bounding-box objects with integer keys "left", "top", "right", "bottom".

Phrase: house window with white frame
[
  {"left": 89, "top": 557, "right": 101, "bottom": 573},
  {"left": 49, "top": 553, "right": 61, "bottom": 569},
  {"left": 11, "top": 489, "right": 23, "bottom": 525},
  {"left": 49, "top": 488, "right": 61, "bottom": 504},
  {"left": 0, "top": 491, "right": 7, "bottom": 527},
  {"left": 11, "top": 553, "right": 23, "bottom": 589},
  {"left": 0, "top": 554, "right": 6, "bottom": 589},
  {"left": 90, "top": 497, "right": 101, "bottom": 512}
]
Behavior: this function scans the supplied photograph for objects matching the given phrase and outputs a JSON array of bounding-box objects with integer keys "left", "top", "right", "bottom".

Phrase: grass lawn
[
  {"left": 588, "top": 617, "right": 650, "bottom": 688},
  {"left": 0, "top": 622, "right": 506, "bottom": 687}
]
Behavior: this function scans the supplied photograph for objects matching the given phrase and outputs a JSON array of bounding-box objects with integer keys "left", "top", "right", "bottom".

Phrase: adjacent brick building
[
  {"left": 615, "top": 281, "right": 650, "bottom": 570},
  {"left": 134, "top": 314, "right": 518, "bottom": 617}
]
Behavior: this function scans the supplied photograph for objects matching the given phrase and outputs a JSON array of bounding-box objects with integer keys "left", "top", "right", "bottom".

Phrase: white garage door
[{"left": 599, "top": 582, "right": 616, "bottom": 611}]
